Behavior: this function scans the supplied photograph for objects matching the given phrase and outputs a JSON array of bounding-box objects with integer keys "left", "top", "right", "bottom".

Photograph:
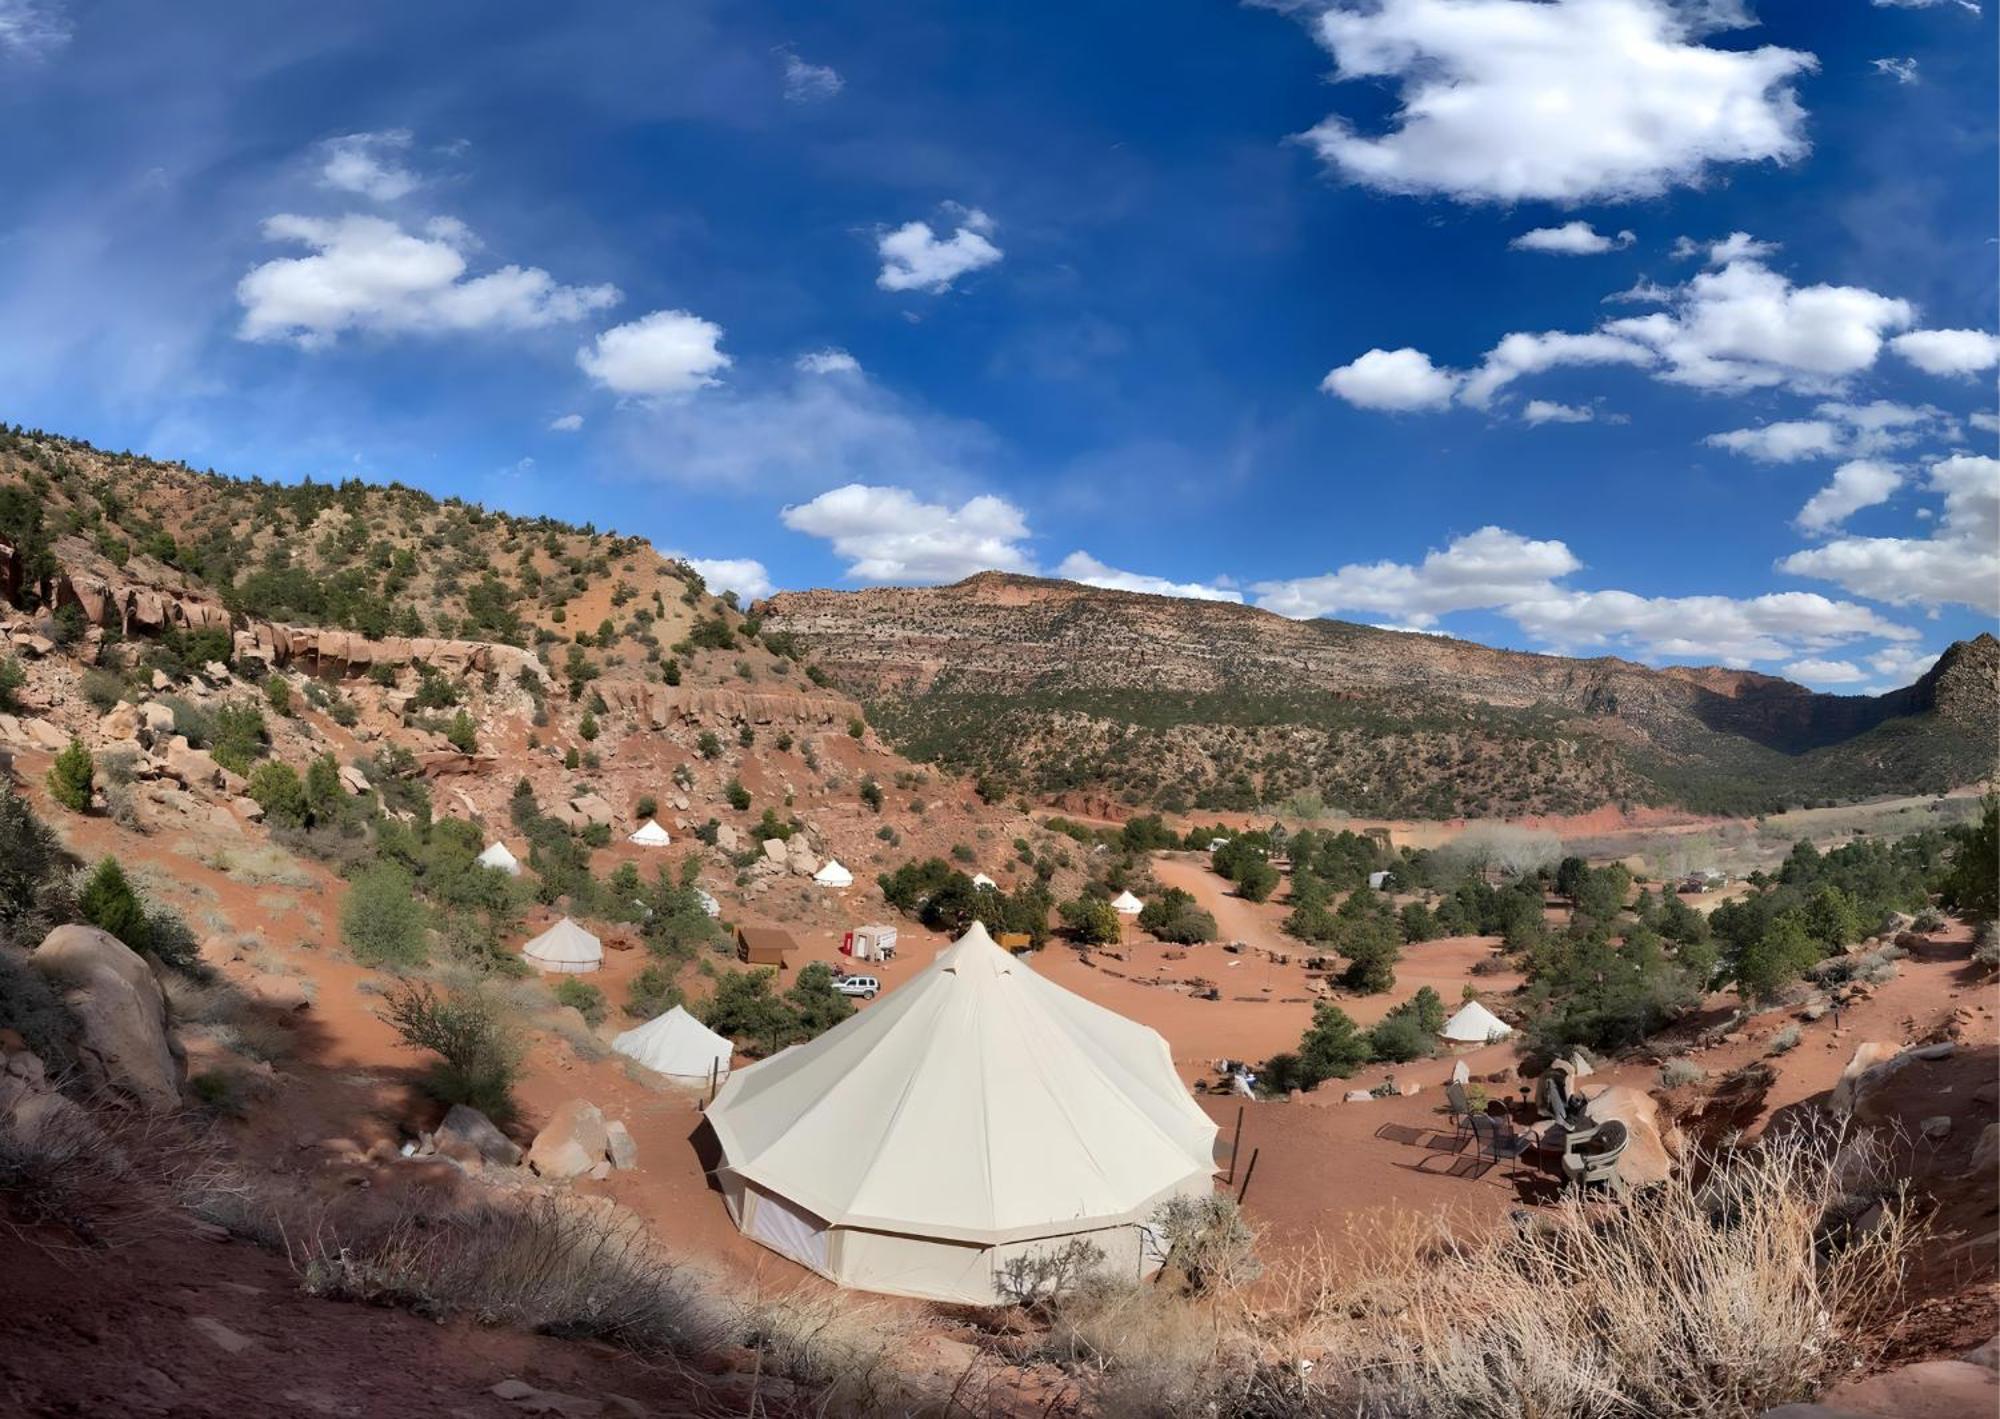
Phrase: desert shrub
[
  {"left": 296, "top": 1194, "right": 723, "bottom": 1355},
  {"left": 1659, "top": 1058, "right": 1707, "bottom": 1089},
  {"left": 341, "top": 864, "right": 429, "bottom": 968},
  {"left": 0, "top": 786, "right": 73, "bottom": 950},
  {"left": 998, "top": 1236, "right": 1108, "bottom": 1308},
  {"left": 552, "top": 977, "right": 605, "bottom": 1027},
  {"left": 77, "top": 858, "right": 149, "bottom": 951},
  {"left": 0, "top": 656, "right": 24, "bottom": 712},
  {"left": 0, "top": 951, "right": 81, "bottom": 1082},
  {"left": 626, "top": 964, "right": 682, "bottom": 1020},
  {"left": 246, "top": 761, "right": 308, "bottom": 828},
  {"left": 81, "top": 669, "right": 124, "bottom": 713},
  {"left": 46, "top": 738, "right": 94, "bottom": 812},
  {"left": 382, "top": 980, "right": 521, "bottom": 1121},
  {"left": 724, "top": 778, "right": 750, "bottom": 811},
  {"left": 1138, "top": 888, "right": 1218, "bottom": 944},
  {"left": 1059, "top": 896, "right": 1122, "bottom": 946},
  {"left": 1365, "top": 1010, "right": 1435, "bottom": 1064},
  {"left": 634, "top": 794, "right": 657, "bottom": 820},
  {"left": 446, "top": 709, "right": 477, "bottom": 753},
  {"left": 696, "top": 731, "right": 721, "bottom": 760},
  {"left": 263, "top": 676, "right": 292, "bottom": 717},
  {"left": 208, "top": 701, "right": 268, "bottom": 776}
]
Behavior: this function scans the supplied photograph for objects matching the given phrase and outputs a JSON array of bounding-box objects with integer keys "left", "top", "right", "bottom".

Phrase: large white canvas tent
[
  {"left": 521, "top": 917, "right": 603, "bottom": 975},
  {"left": 813, "top": 859, "right": 854, "bottom": 888},
  {"left": 1441, "top": 999, "right": 1513, "bottom": 1044},
  {"left": 613, "top": 1005, "right": 733, "bottom": 1083},
  {"left": 628, "top": 819, "right": 671, "bottom": 847},
  {"left": 1111, "top": 889, "right": 1144, "bottom": 916},
  {"left": 705, "top": 921, "right": 1217, "bottom": 1304},
  {"left": 476, "top": 841, "right": 522, "bottom": 876}
]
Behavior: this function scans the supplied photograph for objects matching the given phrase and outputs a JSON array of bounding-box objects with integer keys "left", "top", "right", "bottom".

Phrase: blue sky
[{"left": 1, "top": 0, "right": 1994, "bottom": 692}]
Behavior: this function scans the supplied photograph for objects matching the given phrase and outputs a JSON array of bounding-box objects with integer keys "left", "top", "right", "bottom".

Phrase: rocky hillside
[
  {"left": 0, "top": 428, "right": 1066, "bottom": 919},
  {"left": 763, "top": 573, "right": 1999, "bottom": 818}
]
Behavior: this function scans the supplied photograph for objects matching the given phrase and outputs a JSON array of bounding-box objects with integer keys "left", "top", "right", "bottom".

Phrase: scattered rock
[
  {"left": 1969, "top": 1124, "right": 1999, "bottom": 1180},
  {"left": 434, "top": 1104, "right": 522, "bottom": 1168},
  {"left": 243, "top": 972, "right": 310, "bottom": 1012},
  {"left": 1912, "top": 1042, "right": 1957, "bottom": 1062},
  {"left": 714, "top": 824, "right": 741, "bottom": 853},
  {"left": 605, "top": 1120, "right": 638, "bottom": 1171},
  {"left": 1820, "top": 1359, "right": 1998, "bottom": 1419},
  {"left": 190, "top": 1316, "right": 255, "bottom": 1355},
  {"left": 1829, "top": 1040, "right": 1902, "bottom": 1118},
  {"left": 491, "top": 1379, "right": 603, "bottom": 1418},
  {"left": 1343, "top": 1090, "right": 1373, "bottom": 1104},
  {"left": 1920, "top": 1115, "right": 1952, "bottom": 1140},
  {"left": 760, "top": 837, "right": 787, "bottom": 865},
  {"left": 1584, "top": 1085, "right": 1675, "bottom": 1188},
  {"left": 527, "top": 1099, "right": 610, "bottom": 1180}
]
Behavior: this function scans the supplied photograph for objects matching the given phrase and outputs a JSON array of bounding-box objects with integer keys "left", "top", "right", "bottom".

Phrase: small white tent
[
  {"left": 1366, "top": 870, "right": 1391, "bottom": 890},
  {"left": 476, "top": 841, "right": 522, "bottom": 877},
  {"left": 1441, "top": 999, "right": 1513, "bottom": 1044},
  {"left": 628, "top": 819, "right": 671, "bottom": 847},
  {"left": 971, "top": 872, "right": 997, "bottom": 891},
  {"left": 695, "top": 888, "right": 722, "bottom": 918},
  {"left": 705, "top": 922, "right": 1217, "bottom": 1304},
  {"left": 813, "top": 859, "right": 854, "bottom": 888},
  {"left": 521, "top": 917, "right": 603, "bottom": 974},
  {"left": 613, "top": 1005, "right": 733, "bottom": 1082},
  {"left": 1111, "top": 889, "right": 1144, "bottom": 916}
]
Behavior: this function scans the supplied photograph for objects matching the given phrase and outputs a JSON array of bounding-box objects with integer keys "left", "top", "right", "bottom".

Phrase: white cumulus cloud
[
  {"left": 1780, "top": 453, "right": 1999, "bottom": 613},
  {"left": 876, "top": 207, "right": 1003, "bottom": 293},
  {"left": 781, "top": 484, "right": 1033, "bottom": 584},
  {"left": 236, "top": 214, "right": 620, "bottom": 348},
  {"left": 548, "top": 413, "right": 584, "bottom": 433},
  {"left": 676, "top": 555, "right": 775, "bottom": 603},
  {"left": 1890, "top": 328, "right": 2000, "bottom": 377},
  {"left": 1795, "top": 459, "right": 1904, "bottom": 533},
  {"left": 1706, "top": 401, "right": 1946, "bottom": 463},
  {"left": 1522, "top": 400, "right": 1596, "bottom": 425},
  {"left": 1252, "top": 525, "right": 1916, "bottom": 666},
  {"left": 1333, "top": 241, "right": 1918, "bottom": 413},
  {"left": 319, "top": 130, "right": 422, "bottom": 201},
  {"left": 1320, "top": 347, "right": 1460, "bottom": 411},
  {"left": 795, "top": 347, "right": 861, "bottom": 375},
  {"left": 1055, "top": 552, "right": 1243, "bottom": 603},
  {"left": 1510, "top": 222, "right": 1636, "bottom": 255},
  {"left": 576, "top": 310, "right": 730, "bottom": 397},
  {"left": 1870, "top": 57, "right": 1919, "bottom": 84},
  {"left": 780, "top": 49, "right": 844, "bottom": 102},
  {"left": 1295, "top": 0, "right": 1815, "bottom": 204},
  {"left": 1781, "top": 658, "right": 1868, "bottom": 686}
]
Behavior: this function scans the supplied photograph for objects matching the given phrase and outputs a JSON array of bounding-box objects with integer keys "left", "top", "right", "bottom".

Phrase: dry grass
[
  {"left": 1235, "top": 1121, "right": 1918, "bottom": 1418},
  {"left": 293, "top": 1192, "right": 729, "bottom": 1353},
  {"left": 737, "top": 1288, "right": 939, "bottom": 1414}
]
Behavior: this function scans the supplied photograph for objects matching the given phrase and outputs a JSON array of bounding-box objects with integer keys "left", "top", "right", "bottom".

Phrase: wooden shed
[{"left": 736, "top": 925, "right": 799, "bottom": 968}]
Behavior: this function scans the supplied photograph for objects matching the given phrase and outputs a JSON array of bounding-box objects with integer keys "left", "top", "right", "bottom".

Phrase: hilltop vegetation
[{"left": 766, "top": 574, "right": 1999, "bottom": 819}]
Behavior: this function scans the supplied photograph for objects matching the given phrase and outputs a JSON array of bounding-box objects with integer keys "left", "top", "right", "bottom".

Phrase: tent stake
[
  {"left": 1226, "top": 1105, "right": 1245, "bottom": 1184},
  {"left": 1235, "top": 1147, "right": 1260, "bottom": 1206},
  {"left": 708, "top": 1057, "right": 719, "bottom": 1105}
]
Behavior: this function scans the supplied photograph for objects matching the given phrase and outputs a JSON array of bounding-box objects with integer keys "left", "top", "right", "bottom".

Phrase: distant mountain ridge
[{"left": 764, "top": 572, "right": 1999, "bottom": 818}]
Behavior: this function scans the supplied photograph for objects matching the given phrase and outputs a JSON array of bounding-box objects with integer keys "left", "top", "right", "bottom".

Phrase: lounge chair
[
  {"left": 1560, "top": 1119, "right": 1630, "bottom": 1198},
  {"left": 1442, "top": 1081, "right": 1476, "bottom": 1141},
  {"left": 1469, "top": 1113, "right": 1532, "bottom": 1168}
]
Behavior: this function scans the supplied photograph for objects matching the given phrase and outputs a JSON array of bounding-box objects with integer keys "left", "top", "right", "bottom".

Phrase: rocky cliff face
[{"left": 764, "top": 574, "right": 1998, "bottom": 817}]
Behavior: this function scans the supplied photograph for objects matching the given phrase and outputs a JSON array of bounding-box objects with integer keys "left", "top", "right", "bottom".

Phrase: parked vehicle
[{"left": 833, "top": 974, "right": 880, "bottom": 1000}]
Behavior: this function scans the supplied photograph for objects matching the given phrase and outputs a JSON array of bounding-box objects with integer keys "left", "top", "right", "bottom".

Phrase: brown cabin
[
  {"left": 996, "top": 931, "right": 1032, "bottom": 953},
  {"left": 736, "top": 925, "right": 799, "bottom": 968}
]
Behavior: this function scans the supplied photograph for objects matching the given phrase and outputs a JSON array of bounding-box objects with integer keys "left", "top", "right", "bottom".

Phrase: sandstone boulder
[
  {"left": 569, "top": 793, "right": 615, "bottom": 828},
  {"left": 1968, "top": 1123, "right": 1999, "bottom": 1180},
  {"left": 1829, "top": 1040, "right": 1902, "bottom": 1117},
  {"left": 434, "top": 1104, "right": 523, "bottom": 1169},
  {"left": 1820, "top": 1359, "right": 1999, "bottom": 1419},
  {"left": 527, "top": 1099, "right": 609, "bottom": 1180},
  {"left": 1584, "top": 1084, "right": 1674, "bottom": 1188},
  {"left": 605, "top": 1120, "right": 639, "bottom": 1171},
  {"left": 138, "top": 701, "right": 176, "bottom": 741},
  {"left": 32, "top": 925, "right": 182, "bottom": 1111},
  {"left": 161, "top": 736, "right": 225, "bottom": 790},
  {"left": 760, "top": 837, "right": 787, "bottom": 864},
  {"left": 715, "top": 824, "right": 741, "bottom": 852},
  {"left": 98, "top": 702, "right": 141, "bottom": 741}
]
